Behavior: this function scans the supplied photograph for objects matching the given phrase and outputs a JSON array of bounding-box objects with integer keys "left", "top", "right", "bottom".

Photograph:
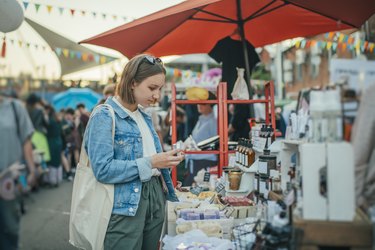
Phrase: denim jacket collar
[{"left": 106, "top": 97, "right": 152, "bottom": 123}]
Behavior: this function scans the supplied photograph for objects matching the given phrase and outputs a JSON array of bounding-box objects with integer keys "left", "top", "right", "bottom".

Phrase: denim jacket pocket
[{"left": 114, "top": 133, "right": 136, "bottom": 159}]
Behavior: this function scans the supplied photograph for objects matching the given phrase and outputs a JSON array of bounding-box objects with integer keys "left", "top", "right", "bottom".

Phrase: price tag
[
  {"left": 203, "top": 172, "right": 211, "bottom": 182},
  {"left": 215, "top": 182, "right": 225, "bottom": 194}
]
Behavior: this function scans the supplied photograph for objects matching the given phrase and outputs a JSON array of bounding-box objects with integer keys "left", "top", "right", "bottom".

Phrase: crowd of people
[{"left": 0, "top": 90, "right": 90, "bottom": 249}]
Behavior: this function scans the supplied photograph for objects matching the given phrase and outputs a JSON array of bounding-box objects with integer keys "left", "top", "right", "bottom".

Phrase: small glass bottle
[{"left": 247, "top": 140, "right": 256, "bottom": 168}]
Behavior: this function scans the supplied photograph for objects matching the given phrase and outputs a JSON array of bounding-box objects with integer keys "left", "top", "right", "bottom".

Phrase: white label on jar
[
  {"left": 258, "top": 161, "right": 268, "bottom": 174},
  {"left": 254, "top": 178, "right": 258, "bottom": 190},
  {"left": 244, "top": 155, "right": 248, "bottom": 166},
  {"left": 235, "top": 152, "right": 239, "bottom": 162}
]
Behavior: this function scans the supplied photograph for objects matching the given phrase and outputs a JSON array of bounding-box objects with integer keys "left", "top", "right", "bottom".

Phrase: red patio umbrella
[{"left": 81, "top": 0, "right": 375, "bottom": 84}]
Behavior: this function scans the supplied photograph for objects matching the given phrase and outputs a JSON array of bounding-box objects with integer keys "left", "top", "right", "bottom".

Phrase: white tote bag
[
  {"left": 69, "top": 104, "right": 115, "bottom": 250},
  {"left": 231, "top": 67, "right": 250, "bottom": 100}
]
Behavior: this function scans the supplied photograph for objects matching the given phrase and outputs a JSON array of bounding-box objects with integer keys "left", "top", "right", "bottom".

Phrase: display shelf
[
  {"left": 170, "top": 81, "right": 276, "bottom": 185},
  {"left": 184, "top": 150, "right": 220, "bottom": 154}
]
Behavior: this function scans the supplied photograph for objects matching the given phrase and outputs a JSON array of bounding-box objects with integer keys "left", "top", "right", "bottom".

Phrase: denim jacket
[{"left": 84, "top": 97, "right": 178, "bottom": 216}]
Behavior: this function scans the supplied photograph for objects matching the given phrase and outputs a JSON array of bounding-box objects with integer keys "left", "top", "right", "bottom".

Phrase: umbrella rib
[
  {"left": 282, "top": 0, "right": 357, "bottom": 28},
  {"left": 244, "top": 0, "right": 278, "bottom": 21},
  {"left": 190, "top": 17, "right": 233, "bottom": 23},
  {"left": 193, "top": 8, "right": 236, "bottom": 23},
  {"left": 245, "top": 3, "right": 287, "bottom": 22}
]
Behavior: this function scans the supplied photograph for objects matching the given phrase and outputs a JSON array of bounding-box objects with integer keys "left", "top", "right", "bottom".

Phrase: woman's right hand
[{"left": 151, "top": 149, "right": 185, "bottom": 169}]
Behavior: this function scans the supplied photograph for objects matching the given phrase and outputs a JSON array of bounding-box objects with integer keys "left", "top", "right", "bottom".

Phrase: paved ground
[{"left": 19, "top": 181, "right": 76, "bottom": 250}]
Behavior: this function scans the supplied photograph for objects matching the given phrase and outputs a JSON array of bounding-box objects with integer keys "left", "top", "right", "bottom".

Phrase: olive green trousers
[{"left": 104, "top": 177, "right": 166, "bottom": 250}]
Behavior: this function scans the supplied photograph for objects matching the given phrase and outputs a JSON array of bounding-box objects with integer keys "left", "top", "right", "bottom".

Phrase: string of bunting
[
  {"left": 22, "top": 1, "right": 136, "bottom": 22},
  {"left": 294, "top": 31, "right": 375, "bottom": 54},
  {"left": 164, "top": 66, "right": 201, "bottom": 79},
  {"left": 1, "top": 37, "right": 114, "bottom": 64}
]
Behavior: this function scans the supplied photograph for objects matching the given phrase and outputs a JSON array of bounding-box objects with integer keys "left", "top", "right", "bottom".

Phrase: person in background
[
  {"left": 351, "top": 84, "right": 375, "bottom": 248},
  {"left": 83, "top": 54, "right": 184, "bottom": 250},
  {"left": 75, "top": 103, "right": 90, "bottom": 142},
  {"left": 184, "top": 91, "right": 218, "bottom": 186},
  {"left": 98, "top": 83, "right": 116, "bottom": 105},
  {"left": 26, "top": 93, "right": 51, "bottom": 165},
  {"left": 61, "top": 108, "right": 80, "bottom": 174},
  {"left": 351, "top": 84, "right": 375, "bottom": 213},
  {"left": 45, "top": 105, "right": 64, "bottom": 187},
  {"left": 0, "top": 92, "right": 36, "bottom": 250}
]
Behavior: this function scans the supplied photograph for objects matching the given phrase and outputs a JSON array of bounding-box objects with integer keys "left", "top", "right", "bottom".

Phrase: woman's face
[{"left": 133, "top": 73, "right": 165, "bottom": 107}]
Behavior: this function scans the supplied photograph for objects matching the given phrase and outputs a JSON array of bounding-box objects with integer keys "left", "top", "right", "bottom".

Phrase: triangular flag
[
  {"left": 338, "top": 34, "right": 344, "bottom": 42},
  {"left": 102, "top": 13, "right": 107, "bottom": 19},
  {"left": 10, "top": 39, "right": 14, "bottom": 45},
  {"left": 76, "top": 51, "right": 82, "bottom": 59},
  {"left": 364, "top": 41, "right": 369, "bottom": 51},
  {"left": 342, "top": 43, "right": 347, "bottom": 51},
  {"left": 18, "top": 41, "right": 23, "bottom": 47},
  {"left": 63, "top": 49, "right": 69, "bottom": 58},
  {"left": 82, "top": 53, "right": 88, "bottom": 61},
  {"left": 122, "top": 17, "right": 127, "bottom": 22},
  {"left": 112, "top": 15, "right": 117, "bottom": 21},
  {"left": 23, "top": 2, "right": 29, "bottom": 10},
  {"left": 322, "top": 41, "right": 327, "bottom": 48},
  {"left": 94, "top": 55, "right": 100, "bottom": 63},
  {"left": 70, "top": 50, "right": 75, "bottom": 59},
  {"left": 81, "top": 11, "right": 86, "bottom": 16},
  {"left": 295, "top": 41, "right": 301, "bottom": 48},
  {"left": 327, "top": 42, "right": 332, "bottom": 50},
  {"left": 305, "top": 41, "right": 311, "bottom": 48},
  {"left": 42, "top": 46, "right": 46, "bottom": 51},
  {"left": 35, "top": 3, "right": 41, "bottom": 13},
  {"left": 369, "top": 44, "right": 375, "bottom": 53},
  {"left": 58, "top": 7, "right": 64, "bottom": 15},
  {"left": 92, "top": 12, "right": 97, "bottom": 18},
  {"left": 55, "top": 48, "right": 62, "bottom": 56},
  {"left": 47, "top": 5, "right": 53, "bottom": 14},
  {"left": 300, "top": 40, "right": 306, "bottom": 48},
  {"left": 345, "top": 35, "right": 350, "bottom": 43},
  {"left": 70, "top": 9, "right": 76, "bottom": 16},
  {"left": 100, "top": 56, "right": 106, "bottom": 64},
  {"left": 26, "top": 43, "right": 30, "bottom": 48},
  {"left": 34, "top": 44, "right": 39, "bottom": 50},
  {"left": 88, "top": 54, "right": 94, "bottom": 61}
]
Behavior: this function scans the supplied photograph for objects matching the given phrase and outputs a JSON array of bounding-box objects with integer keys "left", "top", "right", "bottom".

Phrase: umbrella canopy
[
  {"left": 81, "top": 0, "right": 375, "bottom": 58},
  {"left": 52, "top": 88, "right": 102, "bottom": 111}
]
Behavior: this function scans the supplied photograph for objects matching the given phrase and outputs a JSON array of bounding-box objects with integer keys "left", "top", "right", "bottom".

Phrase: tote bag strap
[{"left": 79, "top": 104, "right": 115, "bottom": 167}]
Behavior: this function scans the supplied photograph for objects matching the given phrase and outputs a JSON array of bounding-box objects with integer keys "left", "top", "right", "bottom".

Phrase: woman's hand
[{"left": 151, "top": 149, "right": 185, "bottom": 169}]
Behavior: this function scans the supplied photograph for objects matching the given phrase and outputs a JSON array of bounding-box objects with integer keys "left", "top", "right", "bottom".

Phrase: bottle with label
[
  {"left": 247, "top": 140, "right": 256, "bottom": 168},
  {"left": 239, "top": 138, "right": 245, "bottom": 167},
  {"left": 235, "top": 138, "right": 241, "bottom": 165},
  {"left": 243, "top": 139, "right": 249, "bottom": 167}
]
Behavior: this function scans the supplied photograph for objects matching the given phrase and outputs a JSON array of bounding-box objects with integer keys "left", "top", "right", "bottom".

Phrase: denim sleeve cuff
[{"left": 136, "top": 157, "right": 153, "bottom": 182}]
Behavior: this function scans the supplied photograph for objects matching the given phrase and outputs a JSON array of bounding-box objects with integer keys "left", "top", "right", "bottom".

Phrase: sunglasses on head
[{"left": 143, "top": 55, "right": 163, "bottom": 65}]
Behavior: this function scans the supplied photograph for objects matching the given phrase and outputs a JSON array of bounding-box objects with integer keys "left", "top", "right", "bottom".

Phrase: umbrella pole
[{"left": 237, "top": 0, "right": 255, "bottom": 117}]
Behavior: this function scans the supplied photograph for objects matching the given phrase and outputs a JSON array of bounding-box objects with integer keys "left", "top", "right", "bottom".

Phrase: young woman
[{"left": 84, "top": 54, "right": 184, "bottom": 250}]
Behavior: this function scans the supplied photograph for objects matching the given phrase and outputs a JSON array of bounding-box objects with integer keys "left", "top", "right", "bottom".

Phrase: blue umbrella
[{"left": 52, "top": 88, "right": 102, "bottom": 112}]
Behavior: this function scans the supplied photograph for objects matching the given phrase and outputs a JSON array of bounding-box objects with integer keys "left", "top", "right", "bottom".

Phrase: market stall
[{"left": 161, "top": 82, "right": 373, "bottom": 250}]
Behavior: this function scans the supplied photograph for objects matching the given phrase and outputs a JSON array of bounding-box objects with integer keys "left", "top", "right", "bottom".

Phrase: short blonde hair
[{"left": 116, "top": 54, "right": 166, "bottom": 104}]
